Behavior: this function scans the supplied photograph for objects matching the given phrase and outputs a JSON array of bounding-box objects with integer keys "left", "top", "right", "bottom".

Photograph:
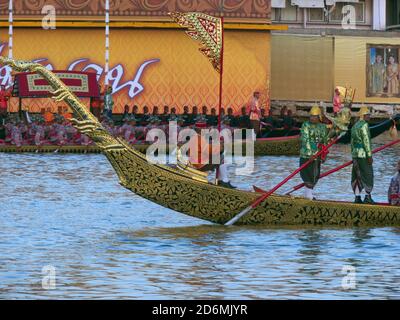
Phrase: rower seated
[
  {"left": 206, "top": 108, "right": 218, "bottom": 127},
  {"left": 62, "top": 106, "right": 73, "bottom": 121},
  {"left": 44, "top": 108, "right": 55, "bottom": 124},
  {"left": 388, "top": 160, "right": 400, "bottom": 206},
  {"left": 185, "top": 122, "right": 236, "bottom": 189},
  {"left": 226, "top": 108, "right": 238, "bottom": 127},
  {"left": 238, "top": 107, "right": 250, "bottom": 129},
  {"left": 260, "top": 109, "right": 275, "bottom": 128},
  {"left": 282, "top": 110, "right": 296, "bottom": 130}
]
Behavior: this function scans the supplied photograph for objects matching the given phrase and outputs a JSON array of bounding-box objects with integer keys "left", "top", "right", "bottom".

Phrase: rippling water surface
[{"left": 1, "top": 134, "right": 400, "bottom": 299}]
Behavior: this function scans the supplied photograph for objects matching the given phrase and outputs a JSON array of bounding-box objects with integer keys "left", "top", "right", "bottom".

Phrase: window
[
  {"left": 366, "top": 44, "right": 400, "bottom": 98},
  {"left": 281, "top": 3, "right": 298, "bottom": 21},
  {"left": 272, "top": 8, "right": 277, "bottom": 21},
  {"left": 308, "top": 8, "right": 325, "bottom": 22},
  {"left": 386, "top": 0, "right": 400, "bottom": 29},
  {"left": 272, "top": 0, "right": 299, "bottom": 22}
]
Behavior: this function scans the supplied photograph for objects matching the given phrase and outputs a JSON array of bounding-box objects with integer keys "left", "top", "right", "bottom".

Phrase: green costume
[
  {"left": 299, "top": 121, "right": 329, "bottom": 189},
  {"left": 227, "top": 115, "right": 237, "bottom": 127},
  {"left": 351, "top": 119, "right": 373, "bottom": 194},
  {"left": 207, "top": 114, "right": 218, "bottom": 127},
  {"left": 182, "top": 112, "right": 191, "bottom": 127},
  {"left": 238, "top": 115, "right": 250, "bottom": 128},
  {"left": 103, "top": 91, "right": 114, "bottom": 119}
]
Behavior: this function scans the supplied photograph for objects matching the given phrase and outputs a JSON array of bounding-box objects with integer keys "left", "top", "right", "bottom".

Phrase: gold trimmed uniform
[
  {"left": 299, "top": 106, "right": 329, "bottom": 199},
  {"left": 351, "top": 106, "right": 374, "bottom": 204}
]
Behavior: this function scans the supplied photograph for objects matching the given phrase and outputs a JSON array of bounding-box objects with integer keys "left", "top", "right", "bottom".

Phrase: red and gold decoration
[
  {"left": 336, "top": 86, "right": 356, "bottom": 105},
  {"left": 169, "top": 12, "right": 223, "bottom": 73},
  {"left": 14, "top": 71, "right": 100, "bottom": 98},
  {"left": 0, "top": 0, "right": 271, "bottom": 22},
  {"left": 0, "top": 28, "right": 270, "bottom": 114}
]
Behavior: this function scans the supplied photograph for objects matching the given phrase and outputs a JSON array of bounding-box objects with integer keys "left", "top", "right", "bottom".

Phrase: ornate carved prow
[{"left": 0, "top": 56, "right": 126, "bottom": 152}]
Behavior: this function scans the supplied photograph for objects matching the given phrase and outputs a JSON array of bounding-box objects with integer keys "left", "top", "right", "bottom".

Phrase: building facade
[
  {"left": 386, "top": 0, "right": 400, "bottom": 30},
  {"left": 0, "top": 0, "right": 277, "bottom": 114},
  {"left": 270, "top": 0, "right": 400, "bottom": 117}
]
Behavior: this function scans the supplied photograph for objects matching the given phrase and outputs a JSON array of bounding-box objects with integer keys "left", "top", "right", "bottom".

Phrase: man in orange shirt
[
  {"left": 91, "top": 84, "right": 103, "bottom": 120},
  {"left": 43, "top": 108, "right": 55, "bottom": 124},
  {"left": 187, "top": 122, "right": 236, "bottom": 189},
  {"left": 62, "top": 106, "right": 73, "bottom": 121},
  {"left": 0, "top": 85, "right": 11, "bottom": 119}
]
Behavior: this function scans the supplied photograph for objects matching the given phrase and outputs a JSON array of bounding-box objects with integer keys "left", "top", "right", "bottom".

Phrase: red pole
[
  {"left": 225, "top": 133, "right": 344, "bottom": 225},
  {"left": 218, "top": 17, "right": 224, "bottom": 133},
  {"left": 285, "top": 138, "right": 400, "bottom": 195},
  {"left": 216, "top": 17, "right": 224, "bottom": 183},
  {"left": 250, "top": 134, "right": 342, "bottom": 208}
]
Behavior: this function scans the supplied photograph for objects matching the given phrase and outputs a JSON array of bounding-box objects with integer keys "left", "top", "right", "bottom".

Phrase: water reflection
[
  {"left": 297, "top": 230, "right": 325, "bottom": 268},
  {"left": 352, "top": 228, "right": 373, "bottom": 245}
]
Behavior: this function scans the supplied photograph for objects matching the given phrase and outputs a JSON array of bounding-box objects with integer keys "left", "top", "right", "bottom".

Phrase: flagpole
[
  {"left": 7, "top": 0, "right": 13, "bottom": 88},
  {"left": 168, "top": 12, "right": 225, "bottom": 184},
  {"left": 218, "top": 17, "right": 224, "bottom": 133},
  {"left": 8, "top": 0, "right": 13, "bottom": 60},
  {"left": 216, "top": 17, "right": 224, "bottom": 185},
  {"left": 105, "top": 0, "right": 110, "bottom": 87}
]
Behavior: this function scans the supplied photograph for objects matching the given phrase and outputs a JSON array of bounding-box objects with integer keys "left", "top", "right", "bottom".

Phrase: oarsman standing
[
  {"left": 388, "top": 160, "right": 400, "bottom": 206},
  {"left": 103, "top": 86, "right": 114, "bottom": 120},
  {"left": 0, "top": 85, "right": 11, "bottom": 120},
  {"left": 333, "top": 87, "right": 342, "bottom": 115},
  {"left": 91, "top": 84, "right": 103, "bottom": 120},
  {"left": 299, "top": 105, "right": 330, "bottom": 200},
  {"left": 249, "top": 91, "right": 261, "bottom": 137},
  {"left": 351, "top": 106, "right": 374, "bottom": 204}
]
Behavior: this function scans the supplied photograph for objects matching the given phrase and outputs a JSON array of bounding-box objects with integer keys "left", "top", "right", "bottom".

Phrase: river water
[{"left": 1, "top": 134, "right": 400, "bottom": 299}]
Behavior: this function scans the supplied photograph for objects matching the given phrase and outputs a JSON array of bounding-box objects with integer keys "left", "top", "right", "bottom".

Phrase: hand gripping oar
[
  {"left": 225, "top": 133, "right": 345, "bottom": 226},
  {"left": 285, "top": 138, "right": 400, "bottom": 196}
]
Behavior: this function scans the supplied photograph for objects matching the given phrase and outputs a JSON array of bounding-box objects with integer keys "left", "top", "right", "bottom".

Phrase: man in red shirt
[
  {"left": 333, "top": 87, "right": 342, "bottom": 115},
  {"left": 90, "top": 84, "right": 103, "bottom": 120},
  {"left": 0, "top": 85, "right": 11, "bottom": 118},
  {"left": 249, "top": 91, "right": 261, "bottom": 137},
  {"left": 186, "top": 122, "right": 236, "bottom": 189}
]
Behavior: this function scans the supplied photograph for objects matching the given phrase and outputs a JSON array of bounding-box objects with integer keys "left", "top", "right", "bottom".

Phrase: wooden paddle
[
  {"left": 225, "top": 133, "right": 345, "bottom": 226},
  {"left": 285, "top": 138, "right": 400, "bottom": 195}
]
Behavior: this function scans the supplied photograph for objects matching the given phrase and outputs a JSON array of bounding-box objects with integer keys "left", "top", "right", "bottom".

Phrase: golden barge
[{"left": 2, "top": 57, "right": 400, "bottom": 227}]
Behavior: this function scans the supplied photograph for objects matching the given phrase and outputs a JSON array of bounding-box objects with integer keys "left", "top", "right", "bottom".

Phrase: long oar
[
  {"left": 225, "top": 133, "right": 345, "bottom": 226},
  {"left": 285, "top": 138, "right": 400, "bottom": 195}
]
